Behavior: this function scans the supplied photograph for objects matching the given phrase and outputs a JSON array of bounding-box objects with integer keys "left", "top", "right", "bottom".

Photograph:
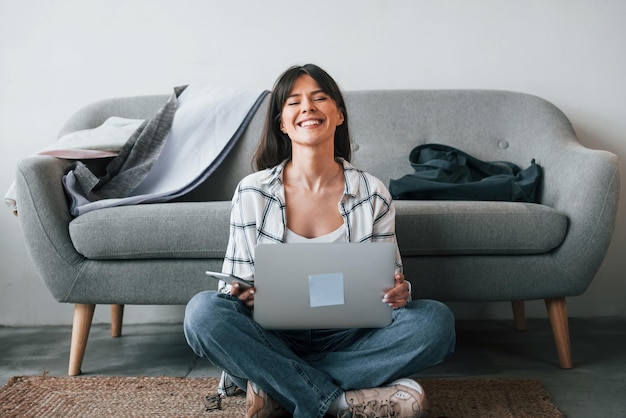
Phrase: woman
[{"left": 184, "top": 64, "right": 455, "bottom": 418}]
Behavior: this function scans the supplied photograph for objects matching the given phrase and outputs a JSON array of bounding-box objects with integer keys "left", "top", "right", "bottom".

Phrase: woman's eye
[{"left": 285, "top": 95, "right": 327, "bottom": 106}]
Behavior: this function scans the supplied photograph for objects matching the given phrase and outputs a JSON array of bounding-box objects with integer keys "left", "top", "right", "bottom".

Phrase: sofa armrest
[
  {"left": 540, "top": 142, "right": 620, "bottom": 292},
  {"left": 15, "top": 155, "right": 85, "bottom": 302}
]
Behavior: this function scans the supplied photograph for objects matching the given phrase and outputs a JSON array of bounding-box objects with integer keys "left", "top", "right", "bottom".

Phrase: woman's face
[{"left": 279, "top": 74, "right": 344, "bottom": 151}]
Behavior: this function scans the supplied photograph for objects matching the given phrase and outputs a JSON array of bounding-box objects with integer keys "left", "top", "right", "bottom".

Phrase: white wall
[{"left": 1, "top": 0, "right": 625, "bottom": 326}]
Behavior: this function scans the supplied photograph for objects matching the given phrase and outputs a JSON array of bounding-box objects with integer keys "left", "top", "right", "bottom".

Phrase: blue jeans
[{"left": 184, "top": 291, "right": 455, "bottom": 418}]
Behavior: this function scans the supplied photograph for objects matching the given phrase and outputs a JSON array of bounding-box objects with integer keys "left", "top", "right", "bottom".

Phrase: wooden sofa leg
[
  {"left": 69, "top": 303, "right": 96, "bottom": 376},
  {"left": 111, "top": 304, "right": 124, "bottom": 338},
  {"left": 545, "top": 297, "right": 573, "bottom": 369},
  {"left": 511, "top": 300, "right": 526, "bottom": 331}
]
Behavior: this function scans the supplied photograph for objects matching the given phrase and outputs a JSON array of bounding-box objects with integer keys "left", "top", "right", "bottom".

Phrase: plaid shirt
[{"left": 221, "top": 158, "right": 403, "bottom": 287}]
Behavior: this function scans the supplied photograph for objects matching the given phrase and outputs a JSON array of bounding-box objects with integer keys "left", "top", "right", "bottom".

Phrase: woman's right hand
[{"left": 230, "top": 282, "right": 256, "bottom": 309}]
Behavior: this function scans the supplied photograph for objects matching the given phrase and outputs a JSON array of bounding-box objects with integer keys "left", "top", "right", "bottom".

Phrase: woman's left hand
[{"left": 383, "top": 273, "right": 411, "bottom": 309}]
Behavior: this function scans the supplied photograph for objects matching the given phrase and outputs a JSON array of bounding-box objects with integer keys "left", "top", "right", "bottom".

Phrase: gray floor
[{"left": 1, "top": 317, "right": 625, "bottom": 417}]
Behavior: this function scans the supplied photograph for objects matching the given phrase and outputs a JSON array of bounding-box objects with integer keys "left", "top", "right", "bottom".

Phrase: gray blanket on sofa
[{"left": 63, "top": 84, "right": 268, "bottom": 216}]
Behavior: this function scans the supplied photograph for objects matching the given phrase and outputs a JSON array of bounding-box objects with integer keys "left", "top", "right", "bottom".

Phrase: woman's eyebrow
[{"left": 286, "top": 89, "right": 326, "bottom": 99}]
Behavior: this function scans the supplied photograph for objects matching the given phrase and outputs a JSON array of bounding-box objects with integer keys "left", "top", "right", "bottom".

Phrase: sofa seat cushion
[
  {"left": 69, "top": 202, "right": 231, "bottom": 259},
  {"left": 395, "top": 201, "right": 567, "bottom": 255},
  {"left": 70, "top": 200, "right": 567, "bottom": 260}
]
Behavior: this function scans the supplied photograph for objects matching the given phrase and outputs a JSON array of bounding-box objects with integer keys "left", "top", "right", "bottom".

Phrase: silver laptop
[{"left": 252, "top": 242, "right": 397, "bottom": 329}]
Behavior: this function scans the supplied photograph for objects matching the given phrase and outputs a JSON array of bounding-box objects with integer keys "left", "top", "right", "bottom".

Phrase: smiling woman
[
  {"left": 281, "top": 77, "right": 343, "bottom": 129},
  {"left": 253, "top": 64, "right": 352, "bottom": 171},
  {"left": 183, "top": 64, "right": 456, "bottom": 418},
  {"left": 279, "top": 76, "right": 345, "bottom": 154}
]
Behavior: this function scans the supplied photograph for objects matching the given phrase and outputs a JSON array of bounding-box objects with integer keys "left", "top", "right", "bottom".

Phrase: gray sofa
[{"left": 15, "top": 90, "right": 620, "bottom": 375}]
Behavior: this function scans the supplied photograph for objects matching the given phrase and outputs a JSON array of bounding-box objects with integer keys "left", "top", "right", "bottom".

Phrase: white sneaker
[{"left": 338, "top": 378, "right": 429, "bottom": 418}]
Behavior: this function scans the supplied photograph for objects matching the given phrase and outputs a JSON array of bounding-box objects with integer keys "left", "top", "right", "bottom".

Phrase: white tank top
[{"left": 285, "top": 225, "right": 347, "bottom": 243}]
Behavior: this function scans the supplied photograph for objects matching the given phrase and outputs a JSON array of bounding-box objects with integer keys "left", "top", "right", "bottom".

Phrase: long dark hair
[{"left": 253, "top": 64, "right": 351, "bottom": 171}]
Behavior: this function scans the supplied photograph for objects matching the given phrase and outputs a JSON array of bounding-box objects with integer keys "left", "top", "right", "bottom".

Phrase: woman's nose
[{"left": 301, "top": 98, "right": 316, "bottom": 112}]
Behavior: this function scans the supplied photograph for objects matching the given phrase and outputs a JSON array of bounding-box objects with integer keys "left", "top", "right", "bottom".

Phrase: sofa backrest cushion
[{"left": 60, "top": 90, "right": 575, "bottom": 205}]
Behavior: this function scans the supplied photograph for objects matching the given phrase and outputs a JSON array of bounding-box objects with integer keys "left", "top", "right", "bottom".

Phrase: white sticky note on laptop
[{"left": 308, "top": 273, "right": 345, "bottom": 307}]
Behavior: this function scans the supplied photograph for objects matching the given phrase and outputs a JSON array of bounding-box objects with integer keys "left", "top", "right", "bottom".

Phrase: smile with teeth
[{"left": 298, "top": 119, "right": 323, "bottom": 127}]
